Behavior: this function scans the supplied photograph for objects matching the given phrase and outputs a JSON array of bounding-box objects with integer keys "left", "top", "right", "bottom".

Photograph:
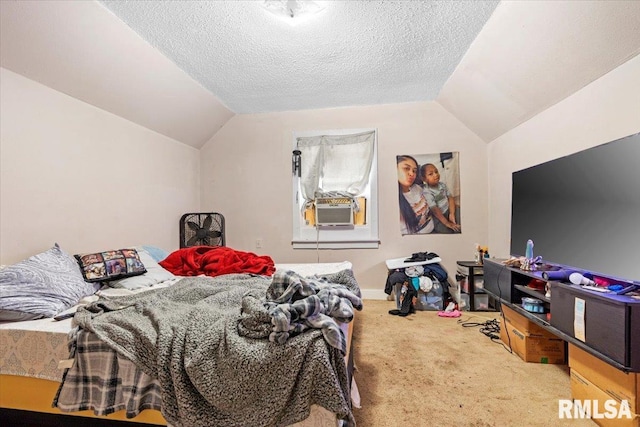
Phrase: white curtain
[{"left": 296, "top": 130, "right": 375, "bottom": 203}]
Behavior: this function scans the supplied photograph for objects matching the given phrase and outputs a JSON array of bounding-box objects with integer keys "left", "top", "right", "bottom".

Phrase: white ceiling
[
  {"left": 2, "top": 1, "right": 640, "bottom": 148},
  {"left": 98, "top": 0, "right": 499, "bottom": 114}
]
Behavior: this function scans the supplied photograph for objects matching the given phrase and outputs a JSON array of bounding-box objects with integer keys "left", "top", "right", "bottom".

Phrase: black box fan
[{"left": 179, "top": 213, "right": 225, "bottom": 248}]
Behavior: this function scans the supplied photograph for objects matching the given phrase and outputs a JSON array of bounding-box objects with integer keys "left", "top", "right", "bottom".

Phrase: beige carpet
[{"left": 351, "top": 300, "right": 596, "bottom": 427}]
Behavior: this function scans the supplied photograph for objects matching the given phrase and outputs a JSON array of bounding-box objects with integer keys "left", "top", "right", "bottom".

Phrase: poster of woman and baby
[{"left": 397, "top": 152, "right": 461, "bottom": 235}]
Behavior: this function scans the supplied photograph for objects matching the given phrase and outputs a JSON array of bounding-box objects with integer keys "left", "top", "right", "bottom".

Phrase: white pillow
[{"left": 108, "top": 250, "right": 175, "bottom": 290}]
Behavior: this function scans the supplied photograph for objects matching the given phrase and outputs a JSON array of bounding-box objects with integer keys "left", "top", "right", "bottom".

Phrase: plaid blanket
[
  {"left": 53, "top": 329, "right": 162, "bottom": 417},
  {"left": 239, "top": 270, "right": 362, "bottom": 355},
  {"left": 53, "top": 273, "right": 359, "bottom": 427}
]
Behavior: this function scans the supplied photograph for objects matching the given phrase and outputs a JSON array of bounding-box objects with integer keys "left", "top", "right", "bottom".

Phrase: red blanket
[{"left": 159, "top": 246, "right": 275, "bottom": 277}]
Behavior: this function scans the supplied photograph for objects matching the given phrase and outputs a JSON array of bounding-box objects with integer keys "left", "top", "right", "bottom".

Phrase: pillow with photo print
[
  {"left": 107, "top": 249, "right": 175, "bottom": 290},
  {"left": 75, "top": 248, "right": 146, "bottom": 283}
]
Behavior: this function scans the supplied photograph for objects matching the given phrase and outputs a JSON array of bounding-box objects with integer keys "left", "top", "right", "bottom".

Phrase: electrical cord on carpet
[
  {"left": 443, "top": 263, "right": 519, "bottom": 354},
  {"left": 457, "top": 263, "right": 517, "bottom": 354},
  {"left": 457, "top": 311, "right": 514, "bottom": 353},
  {"left": 458, "top": 316, "right": 501, "bottom": 340}
]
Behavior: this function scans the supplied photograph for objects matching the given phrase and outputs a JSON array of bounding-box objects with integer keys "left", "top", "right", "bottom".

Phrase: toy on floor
[{"left": 437, "top": 301, "right": 461, "bottom": 318}]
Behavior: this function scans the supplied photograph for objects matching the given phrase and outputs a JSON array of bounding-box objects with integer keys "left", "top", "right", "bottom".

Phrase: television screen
[{"left": 510, "top": 132, "right": 640, "bottom": 282}]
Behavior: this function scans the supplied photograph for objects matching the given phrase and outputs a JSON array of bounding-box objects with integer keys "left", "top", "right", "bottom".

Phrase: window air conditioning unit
[{"left": 315, "top": 197, "right": 353, "bottom": 226}]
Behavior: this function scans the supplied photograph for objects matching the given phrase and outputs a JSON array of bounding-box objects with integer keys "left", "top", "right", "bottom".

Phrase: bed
[{"left": 0, "top": 245, "right": 361, "bottom": 427}]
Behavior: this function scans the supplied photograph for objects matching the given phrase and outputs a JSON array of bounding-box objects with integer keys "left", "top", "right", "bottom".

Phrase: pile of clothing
[{"left": 384, "top": 255, "right": 450, "bottom": 316}]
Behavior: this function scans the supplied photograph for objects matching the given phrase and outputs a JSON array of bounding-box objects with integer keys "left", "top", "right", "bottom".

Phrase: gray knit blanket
[{"left": 73, "top": 272, "right": 359, "bottom": 427}]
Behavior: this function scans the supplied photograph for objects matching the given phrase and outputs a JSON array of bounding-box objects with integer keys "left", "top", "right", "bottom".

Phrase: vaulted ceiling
[{"left": 2, "top": 1, "right": 639, "bottom": 148}]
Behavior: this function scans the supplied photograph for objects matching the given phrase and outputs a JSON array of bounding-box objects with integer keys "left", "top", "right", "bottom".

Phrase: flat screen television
[{"left": 510, "top": 132, "right": 640, "bottom": 282}]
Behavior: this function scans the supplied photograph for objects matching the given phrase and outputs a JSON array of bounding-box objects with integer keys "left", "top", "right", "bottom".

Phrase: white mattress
[{"left": 0, "top": 262, "right": 353, "bottom": 381}]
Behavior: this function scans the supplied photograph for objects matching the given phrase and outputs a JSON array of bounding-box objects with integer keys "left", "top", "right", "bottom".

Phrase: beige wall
[
  {"left": 200, "top": 102, "right": 489, "bottom": 296},
  {"left": 0, "top": 68, "right": 201, "bottom": 263},
  {"left": 487, "top": 55, "right": 640, "bottom": 260},
  {"left": 6, "top": 53, "right": 635, "bottom": 296}
]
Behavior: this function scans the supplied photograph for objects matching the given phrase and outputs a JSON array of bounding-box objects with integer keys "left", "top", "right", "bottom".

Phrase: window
[{"left": 291, "top": 128, "right": 379, "bottom": 249}]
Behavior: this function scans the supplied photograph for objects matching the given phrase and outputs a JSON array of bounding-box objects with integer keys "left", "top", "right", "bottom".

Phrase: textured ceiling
[
  {"left": 2, "top": 1, "right": 640, "bottom": 148},
  {"left": 98, "top": 0, "right": 499, "bottom": 114}
]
